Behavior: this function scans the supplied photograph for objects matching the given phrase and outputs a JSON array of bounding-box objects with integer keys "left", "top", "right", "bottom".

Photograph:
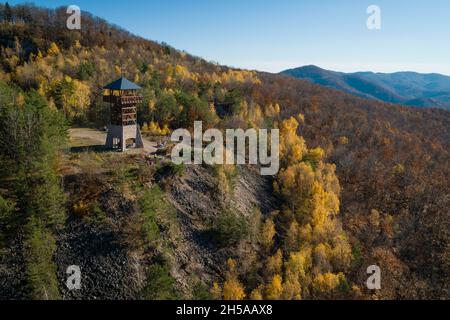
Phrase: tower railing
[{"left": 103, "top": 95, "right": 143, "bottom": 105}]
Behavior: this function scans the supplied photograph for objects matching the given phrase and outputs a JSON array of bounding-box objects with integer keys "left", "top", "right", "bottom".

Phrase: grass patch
[
  {"left": 192, "top": 281, "right": 213, "bottom": 300},
  {"left": 139, "top": 185, "right": 179, "bottom": 247},
  {"left": 83, "top": 201, "right": 108, "bottom": 227},
  {"left": 141, "top": 262, "right": 180, "bottom": 300},
  {"left": 69, "top": 136, "right": 101, "bottom": 149}
]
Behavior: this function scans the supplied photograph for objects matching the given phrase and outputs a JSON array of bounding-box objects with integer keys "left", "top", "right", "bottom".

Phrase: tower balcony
[{"left": 103, "top": 95, "right": 143, "bottom": 105}]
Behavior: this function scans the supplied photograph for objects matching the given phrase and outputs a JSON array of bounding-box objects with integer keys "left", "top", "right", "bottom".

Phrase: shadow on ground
[{"left": 70, "top": 145, "right": 112, "bottom": 153}]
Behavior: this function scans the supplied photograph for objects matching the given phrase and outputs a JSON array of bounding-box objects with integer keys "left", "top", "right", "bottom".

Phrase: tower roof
[{"left": 103, "top": 77, "right": 142, "bottom": 90}]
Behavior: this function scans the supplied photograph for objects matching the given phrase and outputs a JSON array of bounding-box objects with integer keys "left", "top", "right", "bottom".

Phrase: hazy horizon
[{"left": 280, "top": 64, "right": 450, "bottom": 76}]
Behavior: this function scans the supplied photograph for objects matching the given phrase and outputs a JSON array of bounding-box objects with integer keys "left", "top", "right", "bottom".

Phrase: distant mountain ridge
[{"left": 281, "top": 65, "right": 450, "bottom": 110}]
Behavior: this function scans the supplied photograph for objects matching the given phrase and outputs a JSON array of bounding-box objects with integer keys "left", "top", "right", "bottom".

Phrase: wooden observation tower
[{"left": 103, "top": 77, "right": 144, "bottom": 151}]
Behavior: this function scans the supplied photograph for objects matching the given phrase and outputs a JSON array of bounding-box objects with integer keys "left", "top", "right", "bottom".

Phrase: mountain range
[{"left": 281, "top": 65, "right": 450, "bottom": 110}]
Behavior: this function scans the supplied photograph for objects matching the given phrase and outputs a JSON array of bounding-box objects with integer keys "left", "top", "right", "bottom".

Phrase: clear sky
[{"left": 7, "top": 0, "right": 450, "bottom": 75}]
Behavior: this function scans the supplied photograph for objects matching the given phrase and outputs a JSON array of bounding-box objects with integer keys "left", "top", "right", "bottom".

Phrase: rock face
[
  {"left": 0, "top": 237, "right": 28, "bottom": 300},
  {"left": 56, "top": 221, "right": 139, "bottom": 300},
  {"left": 55, "top": 180, "right": 144, "bottom": 300},
  {"left": 0, "top": 162, "right": 278, "bottom": 300},
  {"left": 166, "top": 165, "right": 279, "bottom": 293}
]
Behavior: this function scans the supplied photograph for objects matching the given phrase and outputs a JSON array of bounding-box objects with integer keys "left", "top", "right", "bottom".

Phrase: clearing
[{"left": 69, "top": 128, "right": 158, "bottom": 154}]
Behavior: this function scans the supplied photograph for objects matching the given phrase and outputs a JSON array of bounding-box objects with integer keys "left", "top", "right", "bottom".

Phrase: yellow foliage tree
[
  {"left": 70, "top": 79, "right": 91, "bottom": 117},
  {"left": 265, "top": 103, "right": 281, "bottom": 118},
  {"left": 265, "top": 275, "right": 283, "bottom": 300},
  {"left": 282, "top": 272, "right": 302, "bottom": 300},
  {"left": 47, "top": 42, "right": 60, "bottom": 56},
  {"left": 312, "top": 272, "right": 346, "bottom": 294},
  {"left": 222, "top": 259, "right": 246, "bottom": 300},
  {"left": 250, "top": 286, "right": 264, "bottom": 300},
  {"left": 147, "top": 121, "right": 170, "bottom": 136},
  {"left": 223, "top": 278, "right": 246, "bottom": 300},
  {"left": 285, "top": 220, "right": 299, "bottom": 252},
  {"left": 260, "top": 218, "right": 276, "bottom": 251},
  {"left": 266, "top": 249, "right": 283, "bottom": 276},
  {"left": 211, "top": 282, "right": 222, "bottom": 300},
  {"left": 175, "top": 64, "right": 193, "bottom": 80},
  {"left": 275, "top": 162, "right": 315, "bottom": 214},
  {"left": 304, "top": 147, "right": 325, "bottom": 167},
  {"left": 220, "top": 70, "right": 261, "bottom": 85},
  {"left": 278, "top": 117, "right": 307, "bottom": 165},
  {"left": 74, "top": 40, "right": 82, "bottom": 50},
  {"left": 270, "top": 114, "right": 352, "bottom": 299}
]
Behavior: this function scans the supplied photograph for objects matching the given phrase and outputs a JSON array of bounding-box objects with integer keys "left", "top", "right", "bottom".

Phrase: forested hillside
[{"left": 0, "top": 3, "right": 448, "bottom": 300}]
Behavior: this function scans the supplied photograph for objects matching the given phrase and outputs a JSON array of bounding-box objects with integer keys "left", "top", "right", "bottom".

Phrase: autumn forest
[{"left": 0, "top": 3, "right": 448, "bottom": 301}]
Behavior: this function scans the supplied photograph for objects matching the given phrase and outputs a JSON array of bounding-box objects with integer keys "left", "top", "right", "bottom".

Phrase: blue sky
[{"left": 7, "top": 0, "right": 450, "bottom": 75}]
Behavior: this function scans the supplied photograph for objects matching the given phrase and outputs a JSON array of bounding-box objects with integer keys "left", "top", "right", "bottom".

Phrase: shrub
[
  {"left": 213, "top": 209, "right": 248, "bottom": 247},
  {"left": 24, "top": 218, "right": 60, "bottom": 300},
  {"left": 156, "top": 162, "right": 185, "bottom": 180},
  {"left": 192, "top": 282, "right": 213, "bottom": 300},
  {"left": 141, "top": 263, "right": 178, "bottom": 300},
  {"left": 83, "top": 201, "right": 107, "bottom": 227}
]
